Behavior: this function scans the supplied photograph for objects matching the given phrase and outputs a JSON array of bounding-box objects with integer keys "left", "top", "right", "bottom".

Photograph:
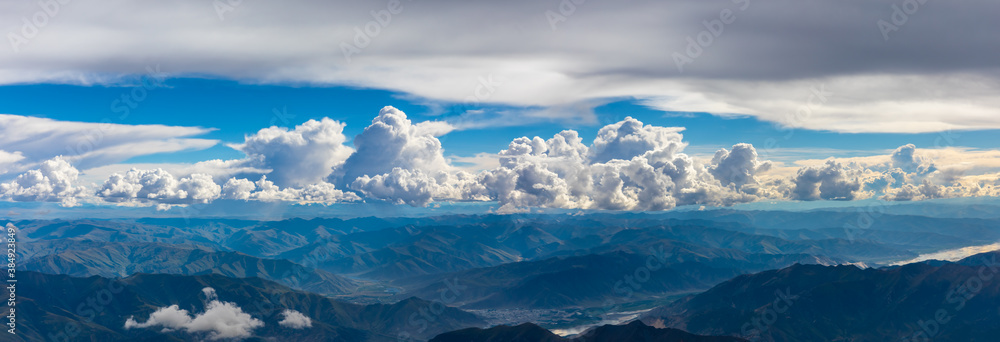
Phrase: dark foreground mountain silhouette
[
  {"left": 429, "top": 321, "right": 747, "bottom": 342},
  {"left": 16, "top": 271, "right": 483, "bottom": 342},
  {"left": 642, "top": 251, "right": 1000, "bottom": 341}
]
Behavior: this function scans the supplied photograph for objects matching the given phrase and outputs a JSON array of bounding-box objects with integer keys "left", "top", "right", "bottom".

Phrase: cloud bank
[
  {"left": 1, "top": 107, "right": 998, "bottom": 211},
  {"left": 97, "top": 169, "right": 221, "bottom": 209},
  {"left": 0, "top": 157, "right": 86, "bottom": 206}
]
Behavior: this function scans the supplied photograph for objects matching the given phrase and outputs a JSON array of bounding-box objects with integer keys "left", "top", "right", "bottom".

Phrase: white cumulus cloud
[
  {"left": 278, "top": 309, "right": 312, "bottom": 329},
  {"left": 334, "top": 106, "right": 453, "bottom": 183},
  {"left": 333, "top": 106, "right": 472, "bottom": 206},
  {"left": 96, "top": 169, "right": 221, "bottom": 207},
  {"left": 7, "top": 107, "right": 1000, "bottom": 211},
  {"left": 229, "top": 118, "right": 354, "bottom": 188},
  {"left": 220, "top": 176, "right": 360, "bottom": 204},
  {"left": 790, "top": 160, "right": 864, "bottom": 201},
  {"left": 473, "top": 117, "right": 762, "bottom": 212},
  {"left": 709, "top": 143, "right": 773, "bottom": 188},
  {"left": 124, "top": 287, "right": 264, "bottom": 340},
  {"left": 0, "top": 157, "right": 87, "bottom": 206}
]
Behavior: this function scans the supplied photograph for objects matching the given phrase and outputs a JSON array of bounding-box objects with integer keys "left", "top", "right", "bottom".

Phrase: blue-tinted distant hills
[
  {"left": 430, "top": 321, "right": 748, "bottom": 342},
  {"left": 15, "top": 271, "right": 483, "bottom": 342},
  {"left": 11, "top": 205, "right": 1000, "bottom": 341},
  {"left": 642, "top": 251, "right": 1000, "bottom": 341},
  {"left": 20, "top": 240, "right": 359, "bottom": 296}
]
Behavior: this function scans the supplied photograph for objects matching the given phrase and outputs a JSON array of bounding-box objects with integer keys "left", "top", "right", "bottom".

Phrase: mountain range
[
  {"left": 642, "top": 251, "right": 1000, "bottom": 341},
  {"left": 8, "top": 207, "right": 1000, "bottom": 341},
  {"left": 20, "top": 240, "right": 359, "bottom": 296},
  {"left": 15, "top": 271, "right": 482, "bottom": 342},
  {"left": 430, "top": 321, "right": 748, "bottom": 342}
]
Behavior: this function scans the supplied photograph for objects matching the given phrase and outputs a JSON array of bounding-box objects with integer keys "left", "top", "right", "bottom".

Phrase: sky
[{"left": 0, "top": 0, "right": 998, "bottom": 217}]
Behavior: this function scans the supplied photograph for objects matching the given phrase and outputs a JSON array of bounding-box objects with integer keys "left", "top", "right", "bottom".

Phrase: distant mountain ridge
[
  {"left": 15, "top": 271, "right": 484, "bottom": 342},
  {"left": 15, "top": 212, "right": 992, "bottom": 278},
  {"left": 19, "top": 240, "right": 359, "bottom": 296},
  {"left": 10, "top": 211, "right": 1000, "bottom": 341},
  {"left": 400, "top": 249, "right": 834, "bottom": 309},
  {"left": 642, "top": 251, "right": 1000, "bottom": 341},
  {"left": 429, "top": 321, "right": 748, "bottom": 342}
]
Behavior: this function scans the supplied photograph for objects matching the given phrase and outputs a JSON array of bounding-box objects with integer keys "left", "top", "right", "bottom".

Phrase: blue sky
[
  {"left": 2, "top": 77, "right": 999, "bottom": 216},
  {"left": 2, "top": 78, "right": 996, "bottom": 167}
]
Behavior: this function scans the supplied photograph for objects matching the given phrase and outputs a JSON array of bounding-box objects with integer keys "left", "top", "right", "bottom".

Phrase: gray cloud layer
[{"left": 2, "top": 0, "right": 998, "bottom": 132}]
